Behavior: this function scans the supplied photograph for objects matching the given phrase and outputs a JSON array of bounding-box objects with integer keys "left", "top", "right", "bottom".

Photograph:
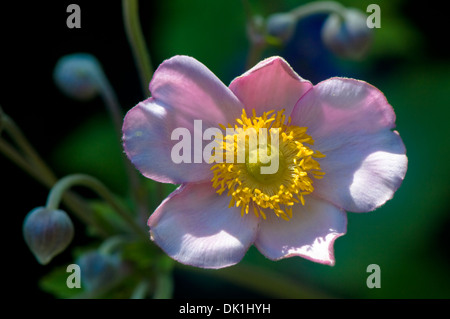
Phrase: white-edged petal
[
  {"left": 291, "top": 77, "right": 407, "bottom": 212},
  {"left": 148, "top": 183, "right": 259, "bottom": 269},
  {"left": 123, "top": 55, "right": 244, "bottom": 184},
  {"left": 255, "top": 197, "right": 347, "bottom": 265},
  {"left": 312, "top": 130, "right": 407, "bottom": 212}
]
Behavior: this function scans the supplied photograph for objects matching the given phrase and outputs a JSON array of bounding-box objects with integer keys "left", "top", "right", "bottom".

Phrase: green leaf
[{"left": 40, "top": 266, "right": 85, "bottom": 299}]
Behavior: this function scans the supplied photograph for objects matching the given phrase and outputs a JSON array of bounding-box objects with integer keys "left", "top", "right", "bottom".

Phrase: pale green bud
[
  {"left": 23, "top": 207, "right": 74, "bottom": 265},
  {"left": 53, "top": 53, "right": 102, "bottom": 100}
]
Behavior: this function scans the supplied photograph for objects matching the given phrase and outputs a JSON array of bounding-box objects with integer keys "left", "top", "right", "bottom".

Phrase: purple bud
[
  {"left": 321, "top": 9, "right": 373, "bottom": 60},
  {"left": 23, "top": 207, "right": 74, "bottom": 265}
]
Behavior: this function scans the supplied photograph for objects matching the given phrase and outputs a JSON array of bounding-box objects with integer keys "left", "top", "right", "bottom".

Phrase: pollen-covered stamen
[{"left": 210, "top": 108, "right": 325, "bottom": 221}]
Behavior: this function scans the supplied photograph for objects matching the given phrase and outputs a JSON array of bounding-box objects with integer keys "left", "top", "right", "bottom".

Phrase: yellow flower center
[{"left": 210, "top": 109, "right": 325, "bottom": 221}]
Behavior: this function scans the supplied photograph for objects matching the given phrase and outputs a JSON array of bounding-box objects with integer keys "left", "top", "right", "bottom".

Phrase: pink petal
[
  {"left": 148, "top": 182, "right": 259, "bottom": 269},
  {"left": 291, "top": 77, "right": 396, "bottom": 138},
  {"left": 123, "top": 55, "right": 244, "bottom": 184},
  {"left": 290, "top": 78, "right": 407, "bottom": 212},
  {"left": 254, "top": 197, "right": 347, "bottom": 265},
  {"left": 150, "top": 55, "right": 243, "bottom": 127},
  {"left": 312, "top": 130, "right": 407, "bottom": 212},
  {"left": 122, "top": 98, "right": 209, "bottom": 183},
  {"left": 229, "top": 56, "right": 312, "bottom": 116}
]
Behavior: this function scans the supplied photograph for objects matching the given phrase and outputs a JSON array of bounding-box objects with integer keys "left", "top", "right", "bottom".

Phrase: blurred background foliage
[{"left": 1, "top": 0, "right": 449, "bottom": 298}]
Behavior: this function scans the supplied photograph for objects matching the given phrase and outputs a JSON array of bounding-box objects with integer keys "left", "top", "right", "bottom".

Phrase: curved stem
[
  {"left": 0, "top": 110, "right": 110, "bottom": 237},
  {"left": 0, "top": 137, "right": 110, "bottom": 237},
  {"left": 122, "top": 0, "right": 153, "bottom": 97},
  {"left": 289, "top": 1, "right": 346, "bottom": 20},
  {"left": 46, "top": 174, "right": 148, "bottom": 241},
  {"left": 243, "top": 0, "right": 347, "bottom": 69},
  {"left": 93, "top": 72, "right": 124, "bottom": 145},
  {"left": 98, "top": 235, "right": 131, "bottom": 254}
]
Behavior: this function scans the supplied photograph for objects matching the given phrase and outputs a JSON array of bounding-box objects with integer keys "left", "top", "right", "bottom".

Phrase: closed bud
[
  {"left": 321, "top": 8, "right": 373, "bottom": 60},
  {"left": 266, "top": 13, "right": 296, "bottom": 44},
  {"left": 53, "top": 53, "right": 102, "bottom": 100},
  {"left": 76, "top": 250, "right": 121, "bottom": 292},
  {"left": 23, "top": 207, "right": 74, "bottom": 265}
]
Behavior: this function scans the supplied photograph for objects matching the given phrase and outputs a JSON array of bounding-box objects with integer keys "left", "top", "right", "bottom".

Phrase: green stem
[
  {"left": 242, "top": 0, "right": 347, "bottom": 69},
  {"left": 46, "top": 174, "right": 148, "bottom": 241},
  {"left": 0, "top": 140, "right": 110, "bottom": 237},
  {"left": 94, "top": 72, "right": 124, "bottom": 145},
  {"left": 289, "top": 1, "right": 346, "bottom": 20},
  {"left": 0, "top": 110, "right": 110, "bottom": 237},
  {"left": 98, "top": 235, "right": 130, "bottom": 254},
  {"left": 153, "top": 271, "right": 173, "bottom": 299},
  {"left": 122, "top": 0, "right": 153, "bottom": 97},
  {"left": 241, "top": 0, "right": 266, "bottom": 70},
  {"left": 131, "top": 280, "right": 150, "bottom": 299},
  {"left": 0, "top": 140, "right": 111, "bottom": 237},
  {"left": 0, "top": 139, "right": 52, "bottom": 186},
  {"left": 122, "top": 0, "right": 166, "bottom": 205},
  {"left": 1, "top": 111, "right": 57, "bottom": 183}
]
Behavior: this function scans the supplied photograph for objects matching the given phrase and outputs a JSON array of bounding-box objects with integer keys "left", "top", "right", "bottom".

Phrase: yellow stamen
[{"left": 210, "top": 108, "right": 325, "bottom": 220}]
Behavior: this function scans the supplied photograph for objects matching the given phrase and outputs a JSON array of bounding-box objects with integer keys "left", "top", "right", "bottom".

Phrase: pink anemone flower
[{"left": 122, "top": 55, "right": 407, "bottom": 269}]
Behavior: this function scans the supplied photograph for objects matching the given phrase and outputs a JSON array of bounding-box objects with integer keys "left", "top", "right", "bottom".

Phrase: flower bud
[
  {"left": 266, "top": 13, "right": 296, "bottom": 44},
  {"left": 321, "top": 8, "right": 373, "bottom": 60},
  {"left": 23, "top": 207, "right": 74, "bottom": 265},
  {"left": 76, "top": 250, "right": 121, "bottom": 292},
  {"left": 53, "top": 53, "right": 102, "bottom": 100}
]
